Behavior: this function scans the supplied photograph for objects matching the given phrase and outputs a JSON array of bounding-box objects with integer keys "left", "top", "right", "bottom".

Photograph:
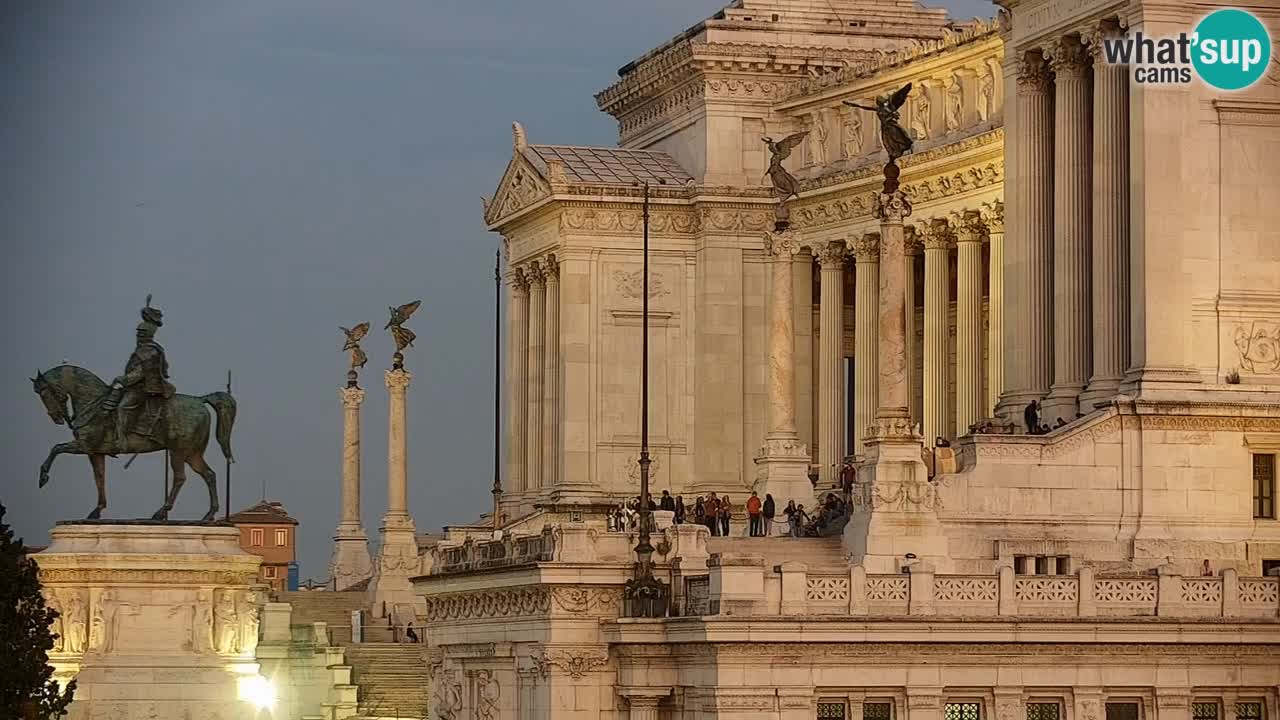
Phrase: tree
[{"left": 0, "top": 503, "right": 75, "bottom": 719}]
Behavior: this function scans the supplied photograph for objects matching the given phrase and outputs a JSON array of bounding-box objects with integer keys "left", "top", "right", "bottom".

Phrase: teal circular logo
[{"left": 1192, "top": 9, "right": 1272, "bottom": 90}]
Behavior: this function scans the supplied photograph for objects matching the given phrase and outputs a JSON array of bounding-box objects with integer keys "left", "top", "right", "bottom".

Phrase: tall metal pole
[
  {"left": 635, "top": 182, "right": 654, "bottom": 577},
  {"left": 492, "top": 249, "right": 503, "bottom": 531},
  {"left": 224, "top": 370, "right": 232, "bottom": 521}
]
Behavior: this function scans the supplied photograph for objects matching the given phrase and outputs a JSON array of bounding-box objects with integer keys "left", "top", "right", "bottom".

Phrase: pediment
[{"left": 485, "top": 152, "right": 553, "bottom": 227}]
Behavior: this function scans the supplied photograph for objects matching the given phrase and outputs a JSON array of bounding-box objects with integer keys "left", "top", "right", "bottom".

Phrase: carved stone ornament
[
  {"left": 432, "top": 666, "right": 463, "bottom": 720},
  {"left": 550, "top": 586, "right": 620, "bottom": 614},
  {"left": 763, "top": 230, "right": 803, "bottom": 258},
  {"left": 614, "top": 269, "right": 670, "bottom": 300},
  {"left": 472, "top": 669, "right": 500, "bottom": 720},
  {"left": 1044, "top": 37, "right": 1089, "bottom": 76},
  {"left": 950, "top": 210, "right": 985, "bottom": 242},
  {"left": 874, "top": 191, "right": 912, "bottom": 222},
  {"left": 980, "top": 200, "right": 1005, "bottom": 233},
  {"left": 1235, "top": 321, "right": 1280, "bottom": 373},
  {"left": 816, "top": 241, "right": 846, "bottom": 268},
  {"left": 1017, "top": 55, "right": 1051, "bottom": 92},
  {"left": 849, "top": 233, "right": 880, "bottom": 262},
  {"left": 540, "top": 646, "right": 610, "bottom": 679}
]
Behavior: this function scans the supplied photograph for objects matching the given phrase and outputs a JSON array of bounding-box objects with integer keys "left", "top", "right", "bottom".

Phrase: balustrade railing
[{"left": 706, "top": 558, "right": 1279, "bottom": 620}]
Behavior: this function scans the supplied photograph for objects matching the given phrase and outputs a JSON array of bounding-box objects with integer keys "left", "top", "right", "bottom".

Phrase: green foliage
[{"left": 0, "top": 504, "right": 75, "bottom": 719}]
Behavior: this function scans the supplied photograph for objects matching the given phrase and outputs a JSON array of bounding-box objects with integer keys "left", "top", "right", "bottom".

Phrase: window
[
  {"left": 1237, "top": 702, "right": 1263, "bottom": 720},
  {"left": 250, "top": 528, "right": 263, "bottom": 547},
  {"left": 275, "top": 528, "right": 288, "bottom": 546},
  {"left": 263, "top": 566, "right": 277, "bottom": 579},
  {"left": 818, "top": 702, "right": 847, "bottom": 719},
  {"left": 1263, "top": 560, "right": 1280, "bottom": 576},
  {"left": 946, "top": 703, "right": 981, "bottom": 720},
  {"left": 1192, "top": 703, "right": 1218, "bottom": 720},
  {"left": 865, "top": 703, "right": 893, "bottom": 720},
  {"left": 1255, "top": 454, "right": 1276, "bottom": 519},
  {"left": 1028, "top": 704, "right": 1061, "bottom": 720},
  {"left": 1106, "top": 703, "right": 1140, "bottom": 720}
]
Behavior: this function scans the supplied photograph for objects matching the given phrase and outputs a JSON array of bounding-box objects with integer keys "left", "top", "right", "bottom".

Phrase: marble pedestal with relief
[{"left": 37, "top": 522, "right": 266, "bottom": 720}]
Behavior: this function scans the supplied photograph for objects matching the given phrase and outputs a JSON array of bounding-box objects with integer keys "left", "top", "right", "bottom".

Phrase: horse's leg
[
  {"left": 39, "top": 441, "right": 83, "bottom": 488},
  {"left": 188, "top": 454, "right": 219, "bottom": 523},
  {"left": 152, "top": 452, "right": 187, "bottom": 521},
  {"left": 87, "top": 454, "right": 107, "bottom": 519}
]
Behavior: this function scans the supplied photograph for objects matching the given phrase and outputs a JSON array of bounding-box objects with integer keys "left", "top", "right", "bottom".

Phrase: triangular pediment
[{"left": 485, "top": 151, "right": 553, "bottom": 227}]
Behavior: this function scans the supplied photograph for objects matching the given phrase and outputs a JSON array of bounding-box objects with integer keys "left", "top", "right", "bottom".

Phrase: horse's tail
[{"left": 201, "top": 392, "right": 237, "bottom": 462}]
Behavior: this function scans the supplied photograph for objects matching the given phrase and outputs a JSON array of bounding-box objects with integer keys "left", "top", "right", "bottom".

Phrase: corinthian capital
[
  {"left": 1016, "top": 54, "right": 1051, "bottom": 93},
  {"left": 509, "top": 267, "right": 530, "bottom": 293},
  {"left": 542, "top": 254, "right": 559, "bottom": 280},
  {"left": 903, "top": 226, "right": 923, "bottom": 256},
  {"left": 525, "top": 260, "right": 546, "bottom": 286},
  {"left": 763, "top": 229, "right": 803, "bottom": 259},
  {"left": 980, "top": 200, "right": 1005, "bottom": 233},
  {"left": 873, "top": 191, "right": 912, "bottom": 222},
  {"left": 849, "top": 233, "right": 880, "bottom": 262},
  {"left": 1080, "top": 20, "right": 1124, "bottom": 63},
  {"left": 949, "top": 210, "right": 985, "bottom": 243},
  {"left": 815, "top": 241, "right": 846, "bottom": 268},
  {"left": 340, "top": 386, "right": 367, "bottom": 407},
  {"left": 918, "top": 220, "right": 954, "bottom": 250},
  {"left": 384, "top": 368, "right": 413, "bottom": 391},
  {"left": 1044, "top": 36, "right": 1089, "bottom": 76}
]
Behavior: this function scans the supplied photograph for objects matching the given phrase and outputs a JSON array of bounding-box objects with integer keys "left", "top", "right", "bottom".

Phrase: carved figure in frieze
[
  {"left": 945, "top": 79, "right": 962, "bottom": 132},
  {"left": 213, "top": 589, "right": 239, "bottom": 654},
  {"left": 812, "top": 111, "right": 829, "bottom": 165},
  {"left": 911, "top": 89, "right": 931, "bottom": 140},
  {"left": 842, "top": 108, "right": 863, "bottom": 159},
  {"left": 47, "top": 592, "right": 65, "bottom": 653},
  {"left": 62, "top": 590, "right": 87, "bottom": 653},
  {"left": 168, "top": 589, "right": 214, "bottom": 653},
  {"left": 473, "top": 670, "right": 500, "bottom": 720},
  {"left": 237, "top": 589, "right": 264, "bottom": 655},
  {"left": 89, "top": 590, "right": 137, "bottom": 653},
  {"left": 979, "top": 66, "right": 995, "bottom": 121}
]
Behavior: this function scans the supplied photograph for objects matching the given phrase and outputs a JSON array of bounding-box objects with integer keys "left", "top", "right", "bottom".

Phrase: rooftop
[
  {"left": 525, "top": 144, "right": 693, "bottom": 186},
  {"left": 227, "top": 500, "right": 299, "bottom": 526}
]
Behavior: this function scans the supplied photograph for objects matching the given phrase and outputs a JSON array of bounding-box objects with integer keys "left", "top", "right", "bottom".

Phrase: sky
[{"left": 1, "top": 0, "right": 995, "bottom": 580}]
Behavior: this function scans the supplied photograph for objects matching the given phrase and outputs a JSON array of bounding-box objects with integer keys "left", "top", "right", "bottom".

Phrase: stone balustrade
[{"left": 706, "top": 559, "right": 1280, "bottom": 620}]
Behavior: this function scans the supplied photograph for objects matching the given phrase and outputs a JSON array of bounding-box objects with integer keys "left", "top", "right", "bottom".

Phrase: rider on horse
[{"left": 105, "top": 297, "right": 174, "bottom": 451}]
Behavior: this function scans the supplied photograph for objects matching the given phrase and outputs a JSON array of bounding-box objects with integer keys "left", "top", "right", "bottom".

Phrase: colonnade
[
  {"left": 998, "top": 20, "right": 1130, "bottom": 422},
  {"left": 809, "top": 203, "right": 1005, "bottom": 488},
  {"left": 507, "top": 255, "right": 561, "bottom": 496}
]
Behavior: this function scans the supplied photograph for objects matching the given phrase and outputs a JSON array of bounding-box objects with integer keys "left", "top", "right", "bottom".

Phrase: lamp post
[
  {"left": 492, "top": 248, "right": 503, "bottom": 531},
  {"left": 624, "top": 179, "right": 669, "bottom": 618}
]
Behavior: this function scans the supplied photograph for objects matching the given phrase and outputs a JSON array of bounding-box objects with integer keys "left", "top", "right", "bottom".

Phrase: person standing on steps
[
  {"left": 762, "top": 493, "right": 776, "bottom": 536},
  {"left": 746, "top": 491, "right": 762, "bottom": 536},
  {"left": 719, "top": 495, "right": 732, "bottom": 537}
]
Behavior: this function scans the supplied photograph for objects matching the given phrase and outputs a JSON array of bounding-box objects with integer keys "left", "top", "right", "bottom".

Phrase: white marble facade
[{"left": 434, "top": 0, "right": 1280, "bottom": 717}]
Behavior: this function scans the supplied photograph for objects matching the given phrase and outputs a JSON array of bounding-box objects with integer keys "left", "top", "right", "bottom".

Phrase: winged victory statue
[
  {"left": 385, "top": 300, "right": 421, "bottom": 367},
  {"left": 844, "top": 82, "right": 915, "bottom": 164},
  {"left": 762, "top": 131, "right": 809, "bottom": 226},
  {"left": 340, "top": 322, "right": 370, "bottom": 382}
]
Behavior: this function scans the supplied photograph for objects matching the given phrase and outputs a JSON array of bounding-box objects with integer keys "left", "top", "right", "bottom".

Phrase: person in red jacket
[{"left": 746, "top": 491, "right": 763, "bottom": 536}]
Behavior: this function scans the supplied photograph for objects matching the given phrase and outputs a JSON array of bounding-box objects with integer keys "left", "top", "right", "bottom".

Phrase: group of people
[{"left": 605, "top": 488, "right": 852, "bottom": 538}]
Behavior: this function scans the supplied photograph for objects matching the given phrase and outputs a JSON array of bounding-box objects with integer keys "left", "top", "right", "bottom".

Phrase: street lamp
[{"left": 623, "top": 178, "right": 670, "bottom": 618}]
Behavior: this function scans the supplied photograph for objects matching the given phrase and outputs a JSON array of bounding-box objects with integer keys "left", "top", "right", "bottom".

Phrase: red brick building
[{"left": 228, "top": 500, "right": 297, "bottom": 590}]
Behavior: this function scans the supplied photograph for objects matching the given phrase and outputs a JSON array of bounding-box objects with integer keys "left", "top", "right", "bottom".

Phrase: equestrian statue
[{"left": 31, "top": 296, "right": 236, "bottom": 521}]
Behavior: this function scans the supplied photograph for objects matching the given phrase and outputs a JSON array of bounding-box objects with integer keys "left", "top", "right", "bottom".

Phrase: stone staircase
[
  {"left": 345, "top": 643, "right": 431, "bottom": 719},
  {"left": 706, "top": 534, "right": 848, "bottom": 571},
  {"left": 273, "top": 591, "right": 369, "bottom": 645}
]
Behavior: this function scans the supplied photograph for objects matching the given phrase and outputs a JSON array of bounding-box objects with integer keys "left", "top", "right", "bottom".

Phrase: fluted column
[
  {"left": 331, "top": 384, "right": 372, "bottom": 591},
  {"left": 921, "top": 221, "right": 952, "bottom": 447},
  {"left": 816, "top": 241, "right": 846, "bottom": 489},
  {"left": 525, "top": 263, "right": 546, "bottom": 492},
  {"left": 1042, "top": 37, "right": 1092, "bottom": 423},
  {"left": 340, "top": 386, "right": 365, "bottom": 525},
  {"left": 953, "top": 211, "right": 984, "bottom": 435},
  {"left": 766, "top": 233, "right": 801, "bottom": 438},
  {"left": 755, "top": 229, "right": 812, "bottom": 506},
  {"left": 384, "top": 368, "right": 412, "bottom": 520},
  {"left": 1083, "top": 24, "right": 1129, "bottom": 408},
  {"left": 851, "top": 233, "right": 880, "bottom": 454},
  {"left": 982, "top": 201, "right": 1006, "bottom": 416},
  {"left": 904, "top": 230, "right": 922, "bottom": 426},
  {"left": 508, "top": 270, "right": 529, "bottom": 493},
  {"left": 1001, "top": 53, "right": 1054, "bottom": 420},
  {"left": 542, "top": 256, "right": 560, "bottom": 489}
]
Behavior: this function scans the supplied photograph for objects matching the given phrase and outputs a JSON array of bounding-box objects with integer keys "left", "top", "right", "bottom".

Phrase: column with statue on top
[
  {"left": 841, "top": 84, "right": 951, "bottom": 573},
  {"left": 370, "top": 300, "right": 422, "bottom": 621},
  {"left": 331, "top": 321, "right": 374, "bottom": 591}
]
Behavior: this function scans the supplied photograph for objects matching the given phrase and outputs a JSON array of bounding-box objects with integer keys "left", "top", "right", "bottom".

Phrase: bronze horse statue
[{"left": 32, "top": 364, "right": 236, "bottom": 521}]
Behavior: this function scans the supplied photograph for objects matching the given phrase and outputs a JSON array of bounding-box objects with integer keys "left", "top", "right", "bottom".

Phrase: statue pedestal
[
  {"left": 369, "top": 513, "right": 419, "bottom": 621},
  {"left": 843, "top": 421, "right": 951, "bottom": 574},
  {"left": 753, "top": 437, "right": 816, "bottom": 512},
  {"left": 36, "top": 522, "right": 267, "bottom": 720},
  {"left": 330, "top": 522, "right": 373, "bottom": 591}
]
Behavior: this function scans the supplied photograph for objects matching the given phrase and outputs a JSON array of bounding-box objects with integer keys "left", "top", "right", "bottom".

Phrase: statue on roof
[
  {"left": 340, "top": 322, "right": 370, "bottom": 383},
  {"left": 762, "top": 131, "right": 809, "bottom": 227},
  {"left": 844, "top": 83, "right": 915, "bottom": 164},
  {"left": 385, "top": 300, "right": 421, "bottom": 369}
]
